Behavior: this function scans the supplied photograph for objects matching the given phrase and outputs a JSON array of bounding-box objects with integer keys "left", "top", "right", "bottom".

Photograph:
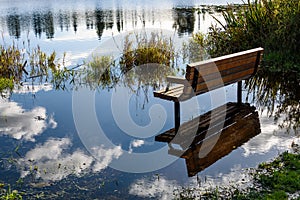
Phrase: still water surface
[{"left": 0, "top": 0, "right": 298, "bottom": 199}]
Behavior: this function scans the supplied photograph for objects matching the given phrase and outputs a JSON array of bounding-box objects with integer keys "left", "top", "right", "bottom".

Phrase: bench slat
[
  {"left": 194, "top": 68, "right": 255, "bottom": 93},
  {"left": 166, "top": 76, "right": 187, "bottom": 85},
  {"left": 186, "top": 54, "right": 257, "bottom": 79},
  {"left": 193, "top": 62, "right": 256, "bottom": 85},
  {"left": 187, "top": 47, "right": 263, "bottom": 68},
  {"left": 153, "top": 85, "right": 184, "bottom": 101}
]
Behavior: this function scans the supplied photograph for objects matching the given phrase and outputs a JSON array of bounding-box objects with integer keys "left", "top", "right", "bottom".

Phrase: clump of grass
[
  {"left": 0, "top": 78, "right": 14, "bottom": 95},
  {"left": 120, "top": 32, "right": 176, "bottom": 72},
  {"left": 0, "top": 43, "right": 26, "bottom": 93},
  {"left": 204, "top": 0, "right": 300, "bottom": 71},
  {"left": 28, "top": 47, "right": 60, "bottom": 81},
  {"left": 0, "top": 44, "right": 25, "bottom": 81},
  {"left": 80, "top": 55, "right": 114, "bottom": 90}
]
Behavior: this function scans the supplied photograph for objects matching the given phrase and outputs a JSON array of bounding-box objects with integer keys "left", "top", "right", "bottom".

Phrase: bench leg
[
  {"left": 237, "top": 81, "right": 242, "bottom": 105},
  {"left": 174, "top": 101, "right": 180, "bottom": 133}
]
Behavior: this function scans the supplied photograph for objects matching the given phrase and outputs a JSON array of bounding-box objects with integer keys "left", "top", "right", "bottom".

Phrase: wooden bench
[{"left": 153, "top": 47, "right": 264, "bottom": 132}]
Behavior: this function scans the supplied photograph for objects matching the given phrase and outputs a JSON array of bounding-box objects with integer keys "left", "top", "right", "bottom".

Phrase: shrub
[{"left": 205, "top": 0, "right": 300, "bottom": 71}]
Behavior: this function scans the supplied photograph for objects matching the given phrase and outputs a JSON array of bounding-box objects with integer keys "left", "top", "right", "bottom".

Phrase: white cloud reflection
[
  {"left": 129, "top": 176, "right": 177, "bottom": 200},
  {"left": 13, "top": 83, "right": 53, "bottom": 94},
  {"left": 128, "top": 139, "right": 145, "bottom": 153},
  {"left": 92, "top": 145, "right": 123, "bottom": 172},
  {"left": 0, "top": 99, "right": 56, "bottom": 141},
  {"left": 242, "top": 110, "right": 299, "bottom": 157},
  {"left": 129, "top": 165, "right": 254, "bottom": 199},
  {"left": 19, "top": 137, "right": 123, "bottom": 181}
]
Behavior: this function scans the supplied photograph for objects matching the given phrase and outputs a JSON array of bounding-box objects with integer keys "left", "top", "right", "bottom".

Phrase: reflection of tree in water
[
  {"left": 246, "top": 69, "right": 300, "bottom": 131},
  {"left": 72, "top": 12, "right": 78, "bottom": 33},
  {"left": 173, "top": 8, "right": 195, "bottom": 36},
  {"left": 44, "top": 11, "right": 54, "bottom": 39},
  {"left": 116, "top": 9, "right": 124, "bottom": 32},
  {"left": 3, "top": 7, "right": 198, "bottom": 39},
  {"left": 6, "top": 11, "right": 55, "bottom": 39},
  {"left": 32, "top": 11, "right": 54, "bottom": 39},
  {"left": 105, "top": 10, "right": 114, "bottom": 30},
  {"left": 94, "top": 9, "right": 114, "bottom": 40},
  {"left": 58, "top": 11, "right": 70, "bottom": 32},
  {"left": 33, "top": 12, "right": 42, "bottom": 37},
  {"left": 6, "top": 14, "right": 21, "bottom": 39},
  {"left": 85, "top": 11, "right": 94, "bottom": 29},
  {"left": 94, "top": 9, "right": 105, "bottom": 40}
]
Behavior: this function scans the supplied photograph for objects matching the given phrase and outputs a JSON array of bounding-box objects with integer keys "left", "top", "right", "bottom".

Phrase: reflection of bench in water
[
  {"left": 155, "top": 103, "right": 261, "bottom": 177},
  {"left": 153, "top": 48, "right": 264, "bottom": 132}
]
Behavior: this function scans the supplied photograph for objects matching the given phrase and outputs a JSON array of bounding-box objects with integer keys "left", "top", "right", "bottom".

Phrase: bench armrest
[{"left": 166, "top": 76, "right": 187, "bottom": 85}]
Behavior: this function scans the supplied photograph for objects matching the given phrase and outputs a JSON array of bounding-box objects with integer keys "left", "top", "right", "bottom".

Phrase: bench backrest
[{"left": 185, "top": 47, "right": 264, "bottom": 95}]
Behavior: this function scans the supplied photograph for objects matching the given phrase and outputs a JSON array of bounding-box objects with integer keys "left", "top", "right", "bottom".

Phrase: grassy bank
[{"left": 174, "top": 148, "right": 300, "bottom": 200}]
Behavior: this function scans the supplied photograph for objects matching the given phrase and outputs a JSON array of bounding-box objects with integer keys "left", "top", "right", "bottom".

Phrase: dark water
[{"left": 0, "top": 0, "right": 299, "bottom": 199}]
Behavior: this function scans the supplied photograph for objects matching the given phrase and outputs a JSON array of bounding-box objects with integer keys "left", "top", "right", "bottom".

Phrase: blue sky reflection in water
[{"left": 0, "top": 0, "right": 299, "bottom": 199}]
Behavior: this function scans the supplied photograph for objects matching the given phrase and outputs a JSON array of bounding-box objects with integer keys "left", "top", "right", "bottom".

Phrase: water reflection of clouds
[
  {"left": 129, "top": 176, "right": 177, "bottom": 200},
  {"left": 128, "top": 139, "right": 145, "bottom": 153},
  {"left": 92, "top": 145, "right": 122, "bottom": 172},
  {"left": 19, "top": 137, "right": 122, "bottom": 181},
  {"left": 0, "top": 98, "right": 56, "bottom": 141},
  {"left": 129, "top": 164, "right": 252, "bottom": 199},
  {"left": 242, "top": 109, "right": 299, "bottom": 157},
  {"left": 13, "top": 83, "right": 53, "bottom": 94}
]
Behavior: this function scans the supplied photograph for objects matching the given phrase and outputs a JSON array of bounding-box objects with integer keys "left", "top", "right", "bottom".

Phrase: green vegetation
[
  {"left": 0, "top": 78, "right": 14, "bottom": 95},
  {"left": 203, "top": 0, "right": 300, "bottom": 72},
  {"left": 182, "top": 33, "right": 209, "bottom": 64},
  {"left": 0, "top": 44, "right": 25, "bottom": 82},
  {"left": 0, "top": 42, "right": 67, "bottom": 93},
  {"left": 254, "top": 152, "right": 300, "bottom": 197},
  {"left": 0, "top": 183, "right": 23, "bottom": 200},
  {"left": 120, "top": 32, "right": 176, "bottom": 71},
  {"left": 0, "top": 43, "right": 25, "bottom": 93},
  {"left": 80, "top": 55, "right": 114, "bottom": 90},
  {"left": 0, "top": 32, "right": 179, "bottom": 94},
  {"left": 174, "top": 150, "right": 300, "bottom": 200},
  {"left": 75, "top": 32, "right": 178, "bottom": 93}
]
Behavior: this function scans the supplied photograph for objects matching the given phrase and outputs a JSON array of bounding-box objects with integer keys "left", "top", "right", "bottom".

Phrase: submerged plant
[
  {"left": 120, "top": 31, "right": 176, "bottom": 72},
  {"left": 0, "top": 41, "right": 71, "bottom": 93},
  {"left": 0, "top": 43, "right": 26, "bottom": 93},
  {"left": 79, "top": 55, "right": 114, "bottom": 90},
  {"left": 0, "top": 183, "right": 23, "bottom": 200}
]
